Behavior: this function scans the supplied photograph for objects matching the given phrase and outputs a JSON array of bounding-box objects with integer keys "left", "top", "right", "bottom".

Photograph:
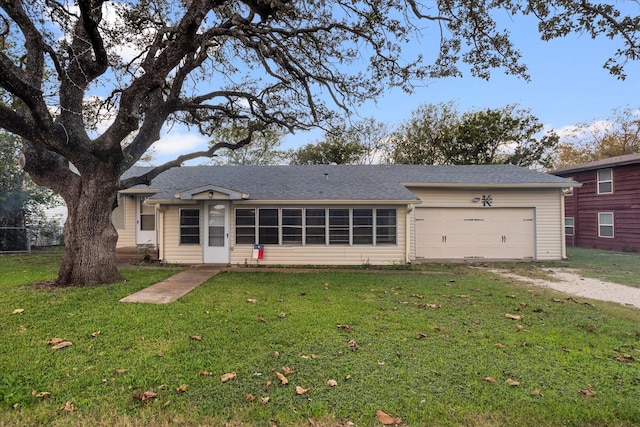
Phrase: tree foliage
[
  {"left": 554, "top": 106, "right": 640, "bottom": 168},
  {"left": 209, "top": 124, "right": 287, "bottom": 165},
  {"left": 391, "top": 103, "right": 558, "bottom": 168},
  {"left": 0, "top": 0, "right": 638, "bottom": 285},
  {"left": 289, "top": 118, "right": 390, "bottom": 165}
]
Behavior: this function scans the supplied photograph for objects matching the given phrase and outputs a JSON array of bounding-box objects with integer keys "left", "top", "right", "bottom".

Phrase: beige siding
[
  {"left": 162, "top": 205, "right": 203, "bottom": 264},
  {"left": 408, "top": 187, "right": 564, "bottom": 261},
  {"left": 228, "top": 205, "right": 408, "bottom": 266},
  {"left": 115, "top": 195, "right": 136, "bottom": 248}
]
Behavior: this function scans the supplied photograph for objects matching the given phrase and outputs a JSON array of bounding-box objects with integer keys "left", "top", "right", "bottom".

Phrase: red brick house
[{"left": 552, "top": 153, "right": 640, "bottom": 252}]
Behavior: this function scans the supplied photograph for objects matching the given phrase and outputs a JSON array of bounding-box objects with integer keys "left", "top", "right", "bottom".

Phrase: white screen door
[
  {"left": 136, "top": 196, "right": 156, "bottom": 245},
  {"left": 204, "top": 203, "right": 229, "bottom": 263}
]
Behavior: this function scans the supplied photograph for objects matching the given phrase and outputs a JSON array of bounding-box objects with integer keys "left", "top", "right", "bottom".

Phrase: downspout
[
  {"left": 405, "top": 204, "right": 413, "bottom": 263},
  {"left": 560, "top": 190, "right": 567, "bottom": 260}
]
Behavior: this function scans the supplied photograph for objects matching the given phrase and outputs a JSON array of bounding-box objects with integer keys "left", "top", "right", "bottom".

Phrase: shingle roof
[
  {"left": 123, "top": 164, "right": 575, "bottom": 201},
  {"left": 552, "top": 153, "right": 640, "bottom": 175}
]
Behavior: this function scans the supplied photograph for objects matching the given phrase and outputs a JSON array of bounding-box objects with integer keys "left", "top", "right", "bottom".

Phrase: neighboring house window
[
  {"left": 329, "top": 208, "right": 350, "bottom": 244},
  {"left": 258, "top": 208, "right": 279, "bottom": 244},
  {"left": 376, "top": 209, "right": 397, "bottom": 244},
  {"left": 180, "top": 208, "right": 200, "bottom": 244},
  {"left": 597, "top": 169, "right": 613, "bottom": 194},
  {"left": 352, "top": 209, "right": 374, "bottom": 245},
  {"left": 235, "top": 209, "right": 256, "bottom": 244},
  {"left": 564, "top": 217, "right": 574, "bottom": 236},
  {"left": 598, "top": 212, "right": 614, "bottom": 238},
  {"left": 305, "top": 208, "right": 326, "bottom": 245},
  {"left": 282, "top": 209, "right": 303, "bottom": 244}
]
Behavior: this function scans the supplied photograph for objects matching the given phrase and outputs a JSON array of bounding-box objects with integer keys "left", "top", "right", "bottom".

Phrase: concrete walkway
[{"left": 119, "top": 267, "right": 221, "bottom": 304}]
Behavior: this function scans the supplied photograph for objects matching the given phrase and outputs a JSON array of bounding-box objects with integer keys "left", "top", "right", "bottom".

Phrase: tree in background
[
  {"left": 554, "top": 106, "right": 640, "bottom": 168},
  {"left": 450, "top": 105, "right": 558, "bottom": 168},
  {"left": 0, "top": 1, "right": 638, "bottom": 286},
  {"left": 210, "top": 124, "right": 287, "bottom": 165},
  {"left": 289, "top": 118, "right": 390, "bottom": 165},
  {"left": 390, "top": 103, "right": 557, "bottom": 168},
  {"left": 0, "top": 132, "right": 58, "bottom": 249},
  {"left": 390, "top": 102, "right": 459, "bottom": 165}
]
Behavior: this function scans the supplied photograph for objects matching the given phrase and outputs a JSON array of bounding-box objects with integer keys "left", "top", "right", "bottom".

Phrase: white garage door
[{"left": 415, "top": 208, "right": 535, "bottom": 260}]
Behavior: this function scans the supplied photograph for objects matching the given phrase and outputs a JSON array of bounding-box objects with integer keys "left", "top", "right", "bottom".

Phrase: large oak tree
[{"left": 0, "top": 0, "right": 638, "bottom": 286}]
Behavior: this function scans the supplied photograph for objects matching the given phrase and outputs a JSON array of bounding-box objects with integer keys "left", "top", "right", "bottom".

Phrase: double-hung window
[
  {"left": 597, "top": 169, "right": 613, "bottom": 194},
  {"left": 352, "top": 209, "right": 373, "bottom": 244},
  {"left": 376, "top": 209, "right": 397, "bottom": 244},
  {"left": 235, "top": 209, "right": 256, "bottom": 244},
  {"left": 598, "top": 213, "right": 614, "bottom": 238},
  {"left": 282, "top": 209, "right": 303, "bottom": 244},
  {"left": 564, "top": 217, "right": 574, "bottom": 236},
  {"left": 258, "top": 209, "right": 279, "bottom": 244},
  {"left": 180, "top": 208, "right": 200, "bottom": 244},
  {"left": 305, "top": 209, "right": 326, "bottom": 244},
  {"left": 329, "top": 209, "right": 350, "bottom": 244}
]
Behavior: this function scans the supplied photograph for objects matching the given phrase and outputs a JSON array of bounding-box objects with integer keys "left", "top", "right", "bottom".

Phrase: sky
[{"left": 149, "top": 11, "right": 640, "bottom": 166}]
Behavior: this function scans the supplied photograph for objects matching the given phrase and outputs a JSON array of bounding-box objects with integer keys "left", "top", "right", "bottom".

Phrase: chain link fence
[{"left": 0, "top": 224, "right": 64, "bottom": 253}]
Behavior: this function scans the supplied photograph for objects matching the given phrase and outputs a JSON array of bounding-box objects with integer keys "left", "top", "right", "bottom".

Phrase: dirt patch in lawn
[{"left": 489, "top": 267, "right": 640, "bottom": 309}]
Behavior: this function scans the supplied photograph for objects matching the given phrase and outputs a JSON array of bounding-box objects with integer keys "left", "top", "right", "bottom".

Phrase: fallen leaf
[
  {"left": 176, "top": 384, "right": 188, "bottom": 393},
  {"left": 375, "top": 409, "right": 403, "bottom": 425},
  {"left": 12, "top": 309, "right": 24, "bottom": 315},
  {"left": 264, "top": 380, "right": 272, "bottom": 389},
  {"left": 283, "top": 366, "right": 295, "bottom": 375},
  {"left": 52, "top": 341, "right": 72, "bottom": 350},
  {"left": 190, "top": 335, "right": 202, "bottom": 341},
  {"left": 221, "top": 372, "right": 237, "bottom": 383},
  {"left": 246, "top": 394, "right": 256, "bottom": 402},
  {"left": 279, "top": 312, "right": 286, "bottom": 318},
  {"left": 247, "top": 298, "right": 257, "bottom": 303},
  {"left": 296, "top": 386, "right": 311, "bottom": 395},
  {"left": 34, "top": 391, "right": 51, "bottom": 398},
  {"left": 482, "top": 377, "right": 497, "bottom": 383},
  {"left": 505, "top": 314, "right": 523, "bottom": 321},
  {"left": 115, "top": 369, "right": 128, "bottom": 375},
  {"left": 59, "top": 401, "right": 77, "bottom": 412},
  {"left": 275, "top": 372, "right": 289, "bottom": 385},
  {"left": 530, "top": 389, "right": 544, "bottom": 397},
  {"left": 274, "top": 351, "right": 280, "bottom": 359},
  {"left": 47, "top": 338, "right": 64, "bottom": 345},
  {"left": 516, "top": 325, "right": 524, "bottom": 332},
  {"left": 417, "top": 333, "right": 428, "bottom": 339},
  {"left": 493, "top": 343, "right": 503, "bottom": 348},
  {"left": 91, "top": 331, "right": 100, "bottom": 337},
  {"left": 132, "top": 391, "right": 157, "bottom": 402},
  {"left": 258, "top": 317, "right": 267, "bottom": 323},
  {"left": 199, "top": 370, "right": 213, "bottom": 376},
  {"left": 261, "top": 396, "right": 270, "bottom": 404},
  {"left": 579, "top": 389, "right": 596, "bottom": 397},
  {"left": 348, "top": 340, "right": 358, "bottom": 351},
  {"left": 327, "top": 379, "right": 338, "bottom": 387},
  {"left": 505, "top": 379, "right": 520, "bottom": 386},
  {"left": 336, "top": 324, "right": 354, "bottom": 330},
  {"left": 615, "top": 353, "right": 635, "bottom": 363}
]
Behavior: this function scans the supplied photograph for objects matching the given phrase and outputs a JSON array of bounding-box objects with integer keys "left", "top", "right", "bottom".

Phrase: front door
[
  {"left": 136, "top": 196, "right": 156, "bottom": 245},
  {"left": 203, "top": 203, "right": 230, "bottom": 263}
]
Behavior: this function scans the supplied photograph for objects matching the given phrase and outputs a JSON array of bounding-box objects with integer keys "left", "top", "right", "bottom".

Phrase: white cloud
[{"left": 152, "top": 132, "right": 209, "bottom": 158}]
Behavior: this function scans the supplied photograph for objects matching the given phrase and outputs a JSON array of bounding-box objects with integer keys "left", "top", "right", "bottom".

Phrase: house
[
  {"left": 552, "top": 153, "right": 640, "bottom": 252},
  {"left": 114, "top": 164, "right": 578, "bottom": 265}
]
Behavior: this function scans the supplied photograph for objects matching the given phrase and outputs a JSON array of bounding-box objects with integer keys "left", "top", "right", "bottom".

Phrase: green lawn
[{"left": 1, "top": 250, "right": 639, "bottom": 426}]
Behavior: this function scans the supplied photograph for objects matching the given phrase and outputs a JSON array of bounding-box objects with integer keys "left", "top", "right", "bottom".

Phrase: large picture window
[
  {"left": 180, "top": 208, "right": 200, "bottom": 244},
  {"left": 235, "top": 207, "right": 397, "bottom": 246}
]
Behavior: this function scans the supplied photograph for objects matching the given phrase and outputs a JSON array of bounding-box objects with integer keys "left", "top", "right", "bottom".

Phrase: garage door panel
[{"left": 415, "top": 208, "right": 535, "bottom": 260}]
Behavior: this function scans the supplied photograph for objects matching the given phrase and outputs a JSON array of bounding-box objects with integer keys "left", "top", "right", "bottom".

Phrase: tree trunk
[{"left": 55, "top": 171, "right": 122, "bottom": 287}]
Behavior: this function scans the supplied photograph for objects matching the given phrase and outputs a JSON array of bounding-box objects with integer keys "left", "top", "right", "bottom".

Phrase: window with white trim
[
  {"left": 564, "top": 217, "right": 574, "bottom": 236},
  {"left": 235, "top": 207, "right": 397, "bottom": 246},
  {"left": 598, "top": 212, "right": 614, "bottom": 238},
  {"left": 597, "top": 169, "right": 613, "bottom": 194},
  {"left": 180, "top": 208, "right": 200, "bottom": 244}
]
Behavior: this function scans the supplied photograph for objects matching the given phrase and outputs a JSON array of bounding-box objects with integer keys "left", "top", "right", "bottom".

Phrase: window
[
  {"left": 598, "top": 213, "right": 614, "bottom": 238},
  {"left": 235, "top": 209, "right": 256, "bottom": 244},
  {"left": 597, "top": 169, "right": 613, "bottom": 194},
  {"left": 140, "top": 198, "right": 156, "bottom": 230},
  {"left": 305, "top": 208, "right": 326, "bottom": 245},
  {"left": 376, "top": 209, "right": 397, "bottom": 244},
  {"left": 329, "top": 209, "right": 350, "bottom": 244},
  {"left": 564, "top": 217, "right": 574, "bottom": 236},
  {"left": 352, "top": 209, "right": 373, "bottom": 244},
  {"left": 282, "top": 209, "right": 303, "bottom": 244},
  {"left": 259, "top": 209, "right": 279, "bottom": 244},
  {"left": 180, "top": 209, "right": 200, "bottom": 244}
]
